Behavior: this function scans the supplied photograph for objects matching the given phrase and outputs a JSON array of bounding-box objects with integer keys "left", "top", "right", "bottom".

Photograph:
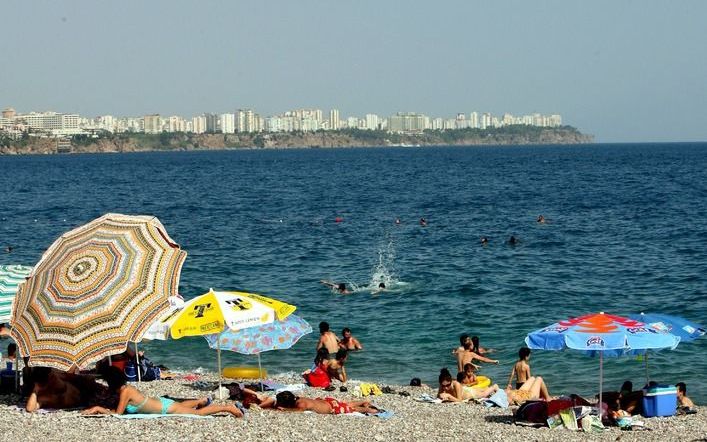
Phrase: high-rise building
[
  {"left": 220, "top": 113, "right": 236, "bottom": 134},
  {"left": 329, "top": 109, "right": 340, "bottom": 130},
  {"left": 144, "top": 114, "right": 161, "bottom": 134},
  {"left": 469, "top": 112, "right": 479, "bottom": 129},
  {"left": 192, "top": 115, "right": 206, "bottom": 134},
  {"left": 388, "top": 112, "right": 428, "bottom": 133},
  {"left": 365, "top": 114, "right": 380, "bottom": 130}
]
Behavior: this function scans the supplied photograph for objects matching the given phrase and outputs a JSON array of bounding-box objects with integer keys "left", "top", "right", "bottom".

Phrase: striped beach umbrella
[
  {"left": 0, "top": 265, "right": 32, "bottom": 324},
  {"left": 10, "top": 213, "right": 187, "bottom": 371}
]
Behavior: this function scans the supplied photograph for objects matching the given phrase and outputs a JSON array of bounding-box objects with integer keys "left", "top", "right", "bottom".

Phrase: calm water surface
[{"left": 1, "top": 143, "right": 706, "bottom": 401}]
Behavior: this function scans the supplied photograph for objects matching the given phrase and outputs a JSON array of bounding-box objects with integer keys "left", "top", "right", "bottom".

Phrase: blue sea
[{"left": 1, "top": 143, "right": 706, "bottom": 402}]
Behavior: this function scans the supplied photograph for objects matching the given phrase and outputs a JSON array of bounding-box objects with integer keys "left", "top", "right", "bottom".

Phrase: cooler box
[{"left": 642, "top": 385, "right": 677, "bottom": 417}]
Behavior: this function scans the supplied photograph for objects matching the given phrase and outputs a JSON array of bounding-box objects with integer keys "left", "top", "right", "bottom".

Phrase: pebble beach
[{"left": 1, "top": 374, "right": 704, "bottom": 442}]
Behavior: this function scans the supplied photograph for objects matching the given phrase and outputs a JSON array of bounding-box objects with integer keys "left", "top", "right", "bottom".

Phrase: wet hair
[
  {"left": 335, "top": 348, "right": 348, "bottom": 362},
  {"left": 463, "top": 363, "right": 475, "bottom": 372},
  {"left": 342, "top": 327, "right": 351, "bottom": 335},
  {"left": 438, "top": 368, "right": 453, "bottom": 384},
  {"left": 676, "top": 382, "right": 687, "bottom": 395},
  {"left": 456, "top": 371, "right": 466, "bottom": 382},
  {"left": 7, "top": 343, "right": 16, "bottom": 357},
  {"left": 459, "top": 334, "right": 470, "bottom": 346},
  {"left": 410, "top": 377, "right": 421, "bottom": 387},
  {"left": 102, "top": 366, "right": 127, "bottom": 391},
  {"left": 519, "top": 347, "right": 531, "bottom": 360},
  {"left": 471, "top": 336, "right": 480, "bottom": 353},
  {"left": 337, "top": 283, "right": 346, "bottom": 292},
  {"left": 620, "top": 381, "right": 633, "bottom": 393},
  {"left": 378, "top": 282, "right": 386, "bottom": 288},
  {"left": 276, "top": 391, "right": 297, "bottom": 408},
  {"left": 314, "top": 347, "right": 329, "bottom": 366},
  {"left": 319, "top": 322, "right": 330, "bottom": 333}
]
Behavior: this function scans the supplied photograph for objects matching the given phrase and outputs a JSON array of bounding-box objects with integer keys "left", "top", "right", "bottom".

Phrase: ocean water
[{"left": 1, "top": 143, "right": 706, "bottom": 402}]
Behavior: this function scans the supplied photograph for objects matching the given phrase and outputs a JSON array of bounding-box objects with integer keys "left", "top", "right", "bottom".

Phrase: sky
[{"left": 2, "top": 0, "right": 706, "bottom": 142}]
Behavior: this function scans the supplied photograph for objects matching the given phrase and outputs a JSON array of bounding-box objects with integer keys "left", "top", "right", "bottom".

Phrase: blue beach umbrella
[
  {"left": 525, "top": 312, "right": 680, "bottom": 414},
  {"left": 204, "top": 314, "right": 312, "bottom": 390},
  {"left": 627, "top": 313, "right": 704, "bottom": 343},
  {"left": 627, "top": 312, "right": 705, "bottom": 382}
]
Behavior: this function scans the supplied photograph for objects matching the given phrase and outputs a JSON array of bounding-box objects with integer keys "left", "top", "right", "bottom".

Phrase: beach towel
[
  {"left": 483, "top": 389, "right": 509, "bottom": 409},
  {"left": 414, "top": 394, "right": 443, "bottom": 404},
  {"left": 274, "top": 383, "right": 306, "bottom": 394},
  {"left": 342, "top": 410, "right": 394, "bottom": 419},
  {"left": 111, "top": 414, "right": 213, "bottom": 419}
]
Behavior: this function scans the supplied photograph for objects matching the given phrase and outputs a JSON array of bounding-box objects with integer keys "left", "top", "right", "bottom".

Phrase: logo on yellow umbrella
[{"left": 225, "top": 298, "right": 252, "bottom": 311}]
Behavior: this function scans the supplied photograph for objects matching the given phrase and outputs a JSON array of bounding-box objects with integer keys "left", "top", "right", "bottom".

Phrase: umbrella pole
[
  {"left": 135, "top": 342, "right": 141, "bottom": 383},
  {"left": 645, "top": 352, "right": 649, "bottom": 385},
  {"left": 217, "top": 344, "right": 223, "bottom": 400},
  {"left": 598, "top": 352, "right": 603, "bottom": 419},
  {"left": 257, "top": 353, "right": 263, "bottom": 392}
]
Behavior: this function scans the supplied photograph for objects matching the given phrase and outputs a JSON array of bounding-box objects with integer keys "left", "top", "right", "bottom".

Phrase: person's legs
[
  {"left": 527, "top": 376, "right": 549, "bottom": 400},
  {"left": 518, "top": 376, "right": 536, "bottom": 392},
  {"left": 168, "top": 402, "right": 243, "bottom": 417},
  {"left": 178, "top": 397, "right": 209, "bottom": 409},
  {"left": 479, "top": 384, "right": 500, "bottom": 399}
]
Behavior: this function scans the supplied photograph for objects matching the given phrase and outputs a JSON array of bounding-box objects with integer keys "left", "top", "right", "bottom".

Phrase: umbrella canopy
[
  {"left": 525, "top": 312, "right": 680, "bottom": 356},
  {"left": 142, "top": 295, "right": 185, "bottom": 341},
  {"left": 204, "top": 313, "right": 312, "bottom": 355},
  {"left": 166, "top": 289, "right": 297, "bottom": 397},
  {"left": 525, "top": 312, "right": 680, "bottom": 414},
  {"left": 10, "top": 213, "right": 187, "bottom": 371},
  {"left": 167, "top": 289, "right": 296, "bottom": 339},
  {"left": 628, "top": 313, "right": 705, "bottom": 344},
  {"left": 0, "top": 265, "right": 32, "bottom": 323}
]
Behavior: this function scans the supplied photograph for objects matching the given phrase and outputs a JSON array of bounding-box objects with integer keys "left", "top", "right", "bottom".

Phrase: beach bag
[
  {"left": 304, "top": 364, "right": 330, "bottom": 388},
  {"left": 514, "top": 400, "right": 548, "bottom": 424},
  {"left": 124, "top": 357, "right": 161, "bottom": 382}
]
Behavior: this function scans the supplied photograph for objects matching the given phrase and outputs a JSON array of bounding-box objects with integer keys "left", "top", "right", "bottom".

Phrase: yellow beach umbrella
[{"left": 165, "top": 289, "right": 296, "bottom": 396}]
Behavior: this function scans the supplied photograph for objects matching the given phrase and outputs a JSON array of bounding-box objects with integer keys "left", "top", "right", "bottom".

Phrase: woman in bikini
[
  {"left": 505, "top": 376, "right": 552, "bottom": 405},
  {"left": 438, "top": 368, "right": 499, "bottom": 402},
  {"left": 82, "top": 367, "right": 243, "bottom": 417}
]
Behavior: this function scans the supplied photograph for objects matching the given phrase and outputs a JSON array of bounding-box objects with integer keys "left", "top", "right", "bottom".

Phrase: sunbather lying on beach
[
  {"left": 274, "top": 390, "right": 379, "bottom": 414},
  {"left": 505, "top": 376, "right": 552, "bottom": 405},
  {"left": 25, "top": 367, "right": 107, "bottom": 412},
  {"left": 81, "top": 367, "right": 242, "bottom": 417},
  {"left": 438, "top": 368, "right": 499, "bottom": 402}
]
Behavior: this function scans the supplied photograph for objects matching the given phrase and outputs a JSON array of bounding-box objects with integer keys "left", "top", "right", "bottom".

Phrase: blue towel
[
  {"left": 483, "top": 389, "right": 509, "bottom": 409},
  {"left": 112, "top": 414, "right": 213, "bottom": 419}
]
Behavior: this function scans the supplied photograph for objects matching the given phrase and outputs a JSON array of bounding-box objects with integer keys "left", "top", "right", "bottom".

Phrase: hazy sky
[{"left": 2, "top": 1, "right": 706, "bottom": 142}]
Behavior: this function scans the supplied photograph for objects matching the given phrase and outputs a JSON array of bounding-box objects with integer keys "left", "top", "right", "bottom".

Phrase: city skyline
[
  {"left": 2, "top": 1, "right": 706, "bottom": 142},
  {"left": 1, "top": 105, "right": 564, "bottom": 137}
]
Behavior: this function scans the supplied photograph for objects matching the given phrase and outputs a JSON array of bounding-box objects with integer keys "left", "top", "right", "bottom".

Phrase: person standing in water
[
  {"left": 316, "top": 322, "right": 340, "bottom": 359},
  {"left": 339, "top": 328, "right": 363, "bottom": 350}
]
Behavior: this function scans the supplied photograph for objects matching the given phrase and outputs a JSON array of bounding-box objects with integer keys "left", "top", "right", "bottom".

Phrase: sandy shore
[{"left": 1, "top": 374, "right": 704, "bottom": 442}]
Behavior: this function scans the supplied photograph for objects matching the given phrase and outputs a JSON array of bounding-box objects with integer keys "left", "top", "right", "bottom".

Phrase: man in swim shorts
[
  {"left": 275, "top": 391, "right": 379, "bottom": 414},
  {"left": 316, "top": 321, "right": 340, "bottom": 359}
]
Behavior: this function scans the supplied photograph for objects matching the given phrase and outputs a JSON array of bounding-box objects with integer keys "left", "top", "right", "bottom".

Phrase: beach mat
[{"left": 112, "top": 413, "right": 213, "bottom": 419}]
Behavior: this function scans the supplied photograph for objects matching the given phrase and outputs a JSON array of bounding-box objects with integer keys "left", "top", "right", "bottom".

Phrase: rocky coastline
[{"left": 0, "top": 126, "right": 593, "bottom": 155}]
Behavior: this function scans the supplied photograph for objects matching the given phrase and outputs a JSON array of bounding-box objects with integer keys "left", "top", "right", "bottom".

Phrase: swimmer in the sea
[
  {"left": 395, "top": 218, "right": 401, "bottom": 225},
  {"left": 537, "top": 215, "right": 546, "bottom": 224},
  {"left": 419, "top": 218, "right": 428, "bottom": 227},
  {"left": 480, "top": 237, "right": 488, "bottom": 246},
  {"left": 320, "top": 280, "right": 352, "bottom": 294},
  {"left": 508, "top": 235, "right": 519, "bottom": 245}
]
